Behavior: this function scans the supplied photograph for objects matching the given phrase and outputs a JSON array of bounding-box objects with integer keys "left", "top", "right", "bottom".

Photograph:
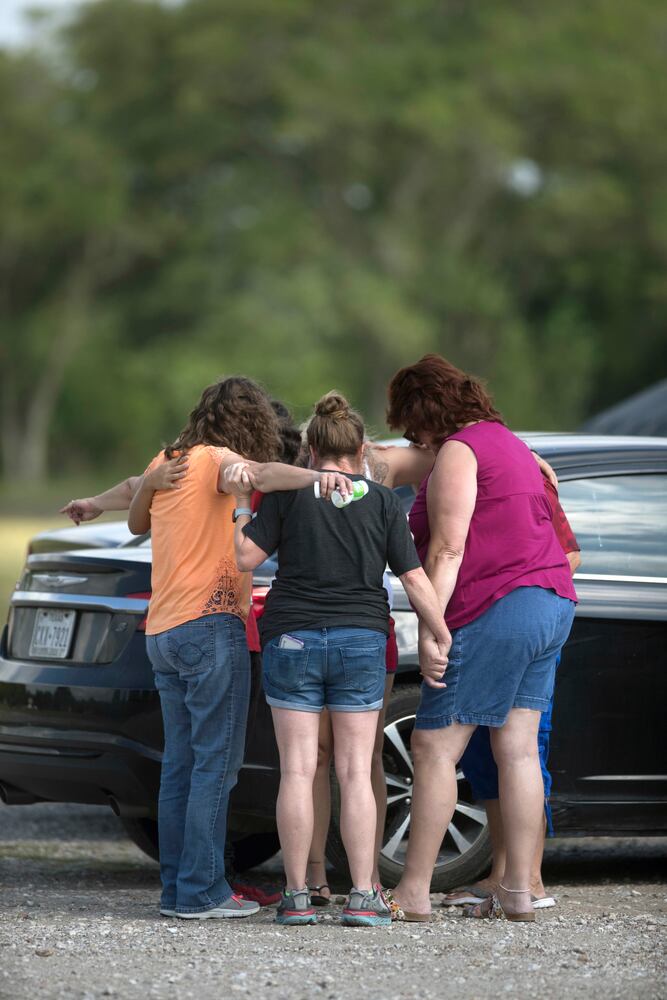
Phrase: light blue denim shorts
[
  {"left": 416, "top": 587, "right": 575, "bottom": 730},
  {"left": 262, "top": 627, "right": 387, "bottom": 713}
]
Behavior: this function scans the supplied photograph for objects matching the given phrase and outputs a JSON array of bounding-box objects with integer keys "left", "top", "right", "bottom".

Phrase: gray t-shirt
[{"left": 243, "top": 475, "right": 420, "bottom": 646}]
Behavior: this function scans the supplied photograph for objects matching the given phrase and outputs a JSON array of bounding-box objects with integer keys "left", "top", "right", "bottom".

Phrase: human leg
[
  {"left": 271, "top": 706, "right": 321, "bottom": 891},
  {"left": 148, "top": 634, "right": 193, "bottom": 913},
  {"left": 392, "top": 723, "right": 475, "bottom": 916},
  {"left": 489, "top": 707, "right": 543, "bottom": 917},
  {"left": 174, "top": 615, "right": 252, "bottom": 914},
  {"left": 371, "top": 673, "right": 395, "bottom": 884},
  {"left": 330, "top": 708, "right": 380, "bottom": 890},
  {"left": 442, "top": 725, "right": 505, "bottom": 903},
  {"left": 307, "top": 709, "right": 333, "bottom": 901}
]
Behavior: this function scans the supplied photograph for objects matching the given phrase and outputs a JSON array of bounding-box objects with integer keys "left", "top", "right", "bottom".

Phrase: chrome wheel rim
[{"left": 380, "top": 712, "right": 488, "bottom": 870}]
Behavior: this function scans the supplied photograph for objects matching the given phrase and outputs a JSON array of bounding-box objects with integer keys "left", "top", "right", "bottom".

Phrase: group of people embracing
[{"left": 62, "top": 353, "right": 578, "bottom": 928}]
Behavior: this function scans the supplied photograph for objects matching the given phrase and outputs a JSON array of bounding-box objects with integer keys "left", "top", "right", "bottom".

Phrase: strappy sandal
[
  {"left": 309, "top": 884, "right": 331, "bottom": 907},
  {"left": 384, "top": 888, "right": 430, "bottom": 923},
  {"left": 441, "top": 885, "right": 493, "bottom": 906},
  {"left": 462, "top": 884, "right": 535, "bottom": 923}
]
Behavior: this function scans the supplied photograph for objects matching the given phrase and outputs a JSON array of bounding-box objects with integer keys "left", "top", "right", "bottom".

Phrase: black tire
[
  {"left": 121, "top": 817, "right": 280, "bottom": 873},
  {"left": 121, "top": 817, "right": 159, "bottom": 861},
  {"left": 229, "top": 830, "right": 281, "bottom": 873},
  {"left": 326, "top": 683, "right": 492, "bottom": 891}
]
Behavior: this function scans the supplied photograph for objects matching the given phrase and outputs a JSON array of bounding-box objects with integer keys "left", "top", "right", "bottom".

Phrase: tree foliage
[{"left": 2, "top": 0, "right": 667, "bottom": 477}]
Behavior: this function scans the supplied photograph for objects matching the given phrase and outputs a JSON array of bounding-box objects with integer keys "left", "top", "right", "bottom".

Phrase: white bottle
[{"left": 313, "top": 479, "right": 369, "bottom": 508}]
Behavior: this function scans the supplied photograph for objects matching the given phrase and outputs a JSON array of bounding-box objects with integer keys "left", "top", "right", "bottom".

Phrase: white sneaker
[{"left": 176, "top": 894, "right": 260, "bottom": 919}]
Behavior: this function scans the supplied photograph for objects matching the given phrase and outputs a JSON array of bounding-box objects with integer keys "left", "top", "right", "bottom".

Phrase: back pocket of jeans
[
  {"left": 339, "top": 645, "right": 384, "bottom": 693},
  {"left": 264, "top": 646, "right": 310, "bottom": 693},
  {"left": 166, "top": 620, "right": 215, "bottom": 674}
]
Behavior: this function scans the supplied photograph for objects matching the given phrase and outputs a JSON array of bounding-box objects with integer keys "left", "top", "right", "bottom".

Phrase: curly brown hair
[
  {"left": 387, "top": 354, "right": 504, "bottom": 444},
  {"left": 165, "top": 377, "right": 282, "bottom": 462}
]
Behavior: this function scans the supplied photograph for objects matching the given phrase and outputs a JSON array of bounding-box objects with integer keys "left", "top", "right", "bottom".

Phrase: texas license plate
[{"left": 29, "top": 609, "right": 76, "bottom": 659}]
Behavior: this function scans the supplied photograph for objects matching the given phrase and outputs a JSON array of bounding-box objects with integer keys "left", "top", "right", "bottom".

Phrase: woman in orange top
[{"left": 127, "top": 377, "right": 352, "bottom": 920}]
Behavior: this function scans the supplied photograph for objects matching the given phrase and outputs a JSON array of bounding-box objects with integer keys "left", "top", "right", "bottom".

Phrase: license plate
[{"left": 29, "top": 609, "right": 76, "bottom": 659}]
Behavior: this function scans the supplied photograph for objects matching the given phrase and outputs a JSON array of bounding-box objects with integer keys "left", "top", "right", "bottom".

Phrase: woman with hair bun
[{"left": 225, "top": 391, "right": 450, "bottom": 928}]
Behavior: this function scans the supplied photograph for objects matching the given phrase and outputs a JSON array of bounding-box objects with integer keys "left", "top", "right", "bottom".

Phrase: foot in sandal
[
  {"left": 462, "top": 883, "right": 535, "bottom": 923},
  {"left": 441, "top": 882, "right": 496, "bottom": 906},
  {"left": 306, "top": 860, "right": 331, "bottom": 906},
  {"left": 308, "top": 884, "right": 331, "bottom": 907},
  {"left": 384, "top": 885, "right": 431, "bottom": 923}
]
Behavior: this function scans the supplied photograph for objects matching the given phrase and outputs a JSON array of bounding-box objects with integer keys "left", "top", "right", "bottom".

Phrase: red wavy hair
[{"left": 386, "top": 354, "right": 504, "bottom": 444}]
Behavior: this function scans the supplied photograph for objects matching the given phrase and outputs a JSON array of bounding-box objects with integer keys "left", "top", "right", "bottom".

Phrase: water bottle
[{"left": 313, "top": 479, "right": 369, "bottom": 508}]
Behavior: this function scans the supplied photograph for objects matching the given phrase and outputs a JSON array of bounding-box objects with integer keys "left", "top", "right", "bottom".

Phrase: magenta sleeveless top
[{"left": 409, "top": 422, "right": 577, "bottom": 630}]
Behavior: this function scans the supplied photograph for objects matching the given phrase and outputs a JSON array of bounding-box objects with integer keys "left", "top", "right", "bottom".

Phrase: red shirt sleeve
[
  {"left": 543, "top": 477, "right": 580, "bottom": 555},
  {"left": 251, "top": 490, "right": 263, "bottom": 513}
]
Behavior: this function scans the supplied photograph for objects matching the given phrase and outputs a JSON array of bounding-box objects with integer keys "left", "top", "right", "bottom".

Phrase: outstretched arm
[
  {"left": 60, "top": 456, "right": 189, "bottom": 525},
  {"left": 60, "top": 478, "right": 141, "bottom": 524}
]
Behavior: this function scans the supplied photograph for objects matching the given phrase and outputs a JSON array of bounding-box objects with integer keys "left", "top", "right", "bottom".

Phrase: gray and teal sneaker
[
  {"left": 276, "top": 888, "right": 317, "bottom": 926},
  {"left": 341, "top": 886, "right": 392, "bottom": 927}
]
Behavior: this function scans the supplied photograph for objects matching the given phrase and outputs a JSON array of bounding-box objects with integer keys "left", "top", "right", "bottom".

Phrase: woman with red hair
[{"left": 385, "top": 355, "right": 576, "bottom": 923}]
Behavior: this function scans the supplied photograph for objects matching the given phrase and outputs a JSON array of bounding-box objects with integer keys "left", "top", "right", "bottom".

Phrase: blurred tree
[
  {"left": 0, "top": 48, "right": 144, "bottom": 479},
  {"left": 2, "top": 0, "right": 666, "bottom": 477}
]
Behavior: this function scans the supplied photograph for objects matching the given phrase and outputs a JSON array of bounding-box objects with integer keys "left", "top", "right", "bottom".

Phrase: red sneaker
[{"left": 230, "top": 881, "right": 281, "bottom": 907}]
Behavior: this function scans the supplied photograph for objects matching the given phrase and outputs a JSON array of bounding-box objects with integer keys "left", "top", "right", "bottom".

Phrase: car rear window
[{"left": 558, "top": 474, "right": 667, "bottom": 579}]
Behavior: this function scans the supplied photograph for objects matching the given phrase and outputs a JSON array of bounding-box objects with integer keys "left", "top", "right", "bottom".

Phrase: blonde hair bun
[{"left": 314, "top": 391, "right": 350, "bottom": 420}]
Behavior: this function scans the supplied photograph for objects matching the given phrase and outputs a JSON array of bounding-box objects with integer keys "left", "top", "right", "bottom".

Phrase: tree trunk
[{"left": 3, "top": 263, "right": 92, "bottom": 482}]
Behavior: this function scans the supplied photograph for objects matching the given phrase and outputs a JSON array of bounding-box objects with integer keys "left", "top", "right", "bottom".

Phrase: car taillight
[
  {"left": 252, "top": 586, "right": 269, "bottom": 619},
  {"left": 126, "top": 591, "right": 151, "bottom": 632}
]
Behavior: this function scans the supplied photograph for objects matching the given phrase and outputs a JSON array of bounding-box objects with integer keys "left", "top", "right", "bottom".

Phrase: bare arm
[
  {"left": 423, "top": 441, "right": 477, "bottom": 613},
  {"left": 532, "top": 451, "right": 558, "bottom": 488},
  {"left": 567, "top": 550, "right": 581, "bottom": 575},
  {"left": 60, "top": 456, "right": 189, "bottom": 524},
  {"left": 128, "top": 478, "right": 154, "bottom": 535},
  {"left": 399, "top": 567, "right": 452, "bottom": 647},
  {"left": 234, "top": 511, "right": 271, "bottom": 572},
  {"left": 364, "top": 443, "right": 435, "bottom": 489},
  {"left": 221, "top": 459, "right": 353, "bottom": 500},
  {"left": 59, "top": 477, "right": 141, "bottom": 524}
]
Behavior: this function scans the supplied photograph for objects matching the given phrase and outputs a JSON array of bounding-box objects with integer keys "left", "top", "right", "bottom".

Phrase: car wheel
[
  {"left": 229, "top": 830, "right": 281, "bottom": 872},
  {"left": 121, "top": 818, "right": 280, "bottom": 873},
  {"left": 326, "top": 683, "right": 492, "bottom": 891}
]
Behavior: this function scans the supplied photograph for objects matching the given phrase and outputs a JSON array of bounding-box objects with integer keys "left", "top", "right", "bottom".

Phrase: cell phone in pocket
[{"left": 278, "top": 634, "right": 305, "bottom": 650}]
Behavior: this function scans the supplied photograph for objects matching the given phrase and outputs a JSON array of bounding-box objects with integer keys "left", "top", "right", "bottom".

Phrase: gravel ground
[{"left": 0, "top": 804, "right": 665, "bottom": 1000}]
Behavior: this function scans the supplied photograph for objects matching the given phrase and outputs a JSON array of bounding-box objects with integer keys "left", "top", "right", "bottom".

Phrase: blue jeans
[{"left": 146, "top": 613, "right": 250, "bottom": 914}]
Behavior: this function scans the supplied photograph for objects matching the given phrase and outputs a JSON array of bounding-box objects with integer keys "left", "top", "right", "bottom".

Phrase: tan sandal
[
  {"left": 384, "top": 888, "right": 431, "bottom": 923},
  {"left": 462, "top": 884, "right": 535, "bottom": 923}
]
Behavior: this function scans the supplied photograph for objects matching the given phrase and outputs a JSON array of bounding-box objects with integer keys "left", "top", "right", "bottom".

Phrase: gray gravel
[{"left": 1, "top": 803, "right": 665, "bottom": 1000}]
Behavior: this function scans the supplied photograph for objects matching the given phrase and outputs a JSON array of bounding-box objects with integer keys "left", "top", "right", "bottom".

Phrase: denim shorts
[
  {"left": 262, "top": 627, "right": 387, "bottom": 713},
  {"left": 416, "top": 587, "right": 575, "bottom": 730}
]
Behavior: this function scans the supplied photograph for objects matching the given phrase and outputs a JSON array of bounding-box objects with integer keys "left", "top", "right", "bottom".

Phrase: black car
[{"left": 1, "top": 434, "right": 666, "bottom": 890}]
